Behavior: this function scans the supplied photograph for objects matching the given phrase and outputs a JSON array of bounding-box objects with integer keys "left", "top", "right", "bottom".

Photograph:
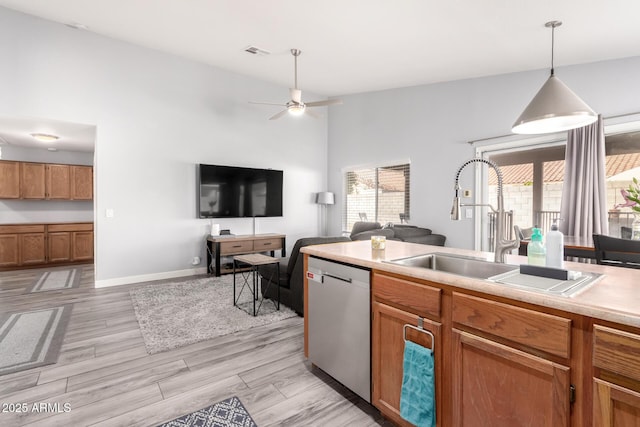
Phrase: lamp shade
[
  {"left": 316, "top": 191, "right": 335, "bottom": 205},
  {"left": 512, "top": 74, "right": 597, "bottom": 134}
]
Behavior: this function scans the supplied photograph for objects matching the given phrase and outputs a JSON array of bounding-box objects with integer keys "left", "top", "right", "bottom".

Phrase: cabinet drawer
[
  {"left": 0, "top": 224, "right": 46, "bottom": 234},
  {"left": 594, "top": 325, "right": 640, "bottom": 382},
  {"left": 373, "top": 273, "right": 441, "bottom": 319},
  {"left": 220, "top": 240, "right": 254, "bottom": 254},
  {"left": 253, "top": 238, "right": 282, "bottom": 251},
  {"left": 48, "top": 223, "right": 94, "bottom": 233},
  {"left": 452, "top": 292, "right": 571, "bottom": 358}
]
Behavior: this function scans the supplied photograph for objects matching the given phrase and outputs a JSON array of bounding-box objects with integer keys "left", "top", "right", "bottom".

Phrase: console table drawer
[
  {"left": 220, "top": 240, "right": 254, "bottom": 254},
  {"left": 254, "top": 238, "right": 282, "bottom": 251}
]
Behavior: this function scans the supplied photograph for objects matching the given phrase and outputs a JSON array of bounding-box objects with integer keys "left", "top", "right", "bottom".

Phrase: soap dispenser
[
  {"left": 545, "top": 220, "right": 564, "bottom": 269},
  {"left": 527, "top": 227, "right": 546, "bottom": 266}
]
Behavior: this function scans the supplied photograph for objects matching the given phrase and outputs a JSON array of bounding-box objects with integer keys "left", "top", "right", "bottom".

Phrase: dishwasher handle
[{"left": 323, "top": 273, "right": 352, "bottom": 284}]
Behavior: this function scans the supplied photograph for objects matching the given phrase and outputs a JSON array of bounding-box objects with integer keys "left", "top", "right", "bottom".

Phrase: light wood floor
[{"left": 0, "top": 265, "right": 390, "bottom": 426}]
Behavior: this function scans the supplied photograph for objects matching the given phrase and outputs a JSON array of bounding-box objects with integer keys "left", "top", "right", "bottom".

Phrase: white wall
[
  {"left": 328, "top": 57, "right": 640, "bottom": 250},
  {"left": 0, "top": 7, "right": 328, "bottom": 284}
]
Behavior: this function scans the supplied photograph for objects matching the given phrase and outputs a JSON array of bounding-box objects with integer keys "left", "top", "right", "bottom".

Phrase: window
[
  {"left": 475, "top": 119, "right": 640, "bottom": 251},
  {"left": 343, "top": 163, "right": 410, "bottom": 232}
]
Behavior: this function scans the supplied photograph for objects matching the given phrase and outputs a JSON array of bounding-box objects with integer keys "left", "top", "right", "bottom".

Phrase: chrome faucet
[{"left": 451, "top": 158, "right": 520, "bottom": 263}]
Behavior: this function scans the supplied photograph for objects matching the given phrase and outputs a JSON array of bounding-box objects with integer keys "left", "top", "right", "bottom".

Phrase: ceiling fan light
[
  {"left": 512, "top": 75, "right": 597, "bottom": 134},
  {"left": 30, "top": 133, "right": 60, "bottom": 142},
  {"left": 288, "top": 104, "right": 306, "bottom": 116}
]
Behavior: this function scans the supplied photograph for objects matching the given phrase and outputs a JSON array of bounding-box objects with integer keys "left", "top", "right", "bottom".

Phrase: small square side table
[{"left": 233, "top": 253, "right": 280, "bottom": 316}]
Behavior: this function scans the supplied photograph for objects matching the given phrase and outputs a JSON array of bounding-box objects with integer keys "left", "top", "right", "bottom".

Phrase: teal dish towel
[{"left": 400, "top": 340, "right": 436, "bottom": 427}]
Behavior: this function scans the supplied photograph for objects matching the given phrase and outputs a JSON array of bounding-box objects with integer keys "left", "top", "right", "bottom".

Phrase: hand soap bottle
[
  {"left": 527, "top": 227, "right": 546, "bottom": 266},
  {"left": 545, "top": 221, "right": 564, "bottom": 269}
]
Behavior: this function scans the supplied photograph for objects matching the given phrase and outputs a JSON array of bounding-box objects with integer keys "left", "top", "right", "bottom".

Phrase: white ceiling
[
  {"left": 2, "top": 1, "right": 640, "bottom": 152},
  {"left": 1, "top": 0, "right": 640, "bottom": 97},
  {"left": 0, "top": 116, "right": 96, "bottom": 152}
]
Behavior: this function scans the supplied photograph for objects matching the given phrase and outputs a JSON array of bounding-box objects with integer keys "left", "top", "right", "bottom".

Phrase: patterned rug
[
  {"left": 130, "top": 275, "right": 297, "bottom": 354},
  {"left": 0, "top": 305, "right": 73, "bottom": 376},
  {"left": 158, "top": 396, "right": 257, "bottom": 427},
  {"left": 27, "top": 269, "right": 81, "bottom": 293}
]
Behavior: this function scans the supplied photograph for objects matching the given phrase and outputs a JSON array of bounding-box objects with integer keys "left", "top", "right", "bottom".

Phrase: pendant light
[{"left": 512, "top": 21, "right": 597, "bottom": 134}]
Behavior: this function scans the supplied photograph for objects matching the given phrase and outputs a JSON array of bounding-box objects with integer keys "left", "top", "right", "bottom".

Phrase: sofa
[
  {"left": 350, "top": 221, "right": 446, "bottom": 246},
  {"left": 258, "top": 236, "right": 351, "bottom": 315}
]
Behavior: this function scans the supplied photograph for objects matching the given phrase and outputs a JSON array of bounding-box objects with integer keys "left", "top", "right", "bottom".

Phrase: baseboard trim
[{"left": 95, "top": 267, "right": 208, "bottom": 288}]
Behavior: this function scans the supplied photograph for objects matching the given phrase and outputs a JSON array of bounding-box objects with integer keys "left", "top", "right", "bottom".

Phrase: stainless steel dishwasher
[{"left": 307, "top": 256, "right": 371, "bottom": 402}]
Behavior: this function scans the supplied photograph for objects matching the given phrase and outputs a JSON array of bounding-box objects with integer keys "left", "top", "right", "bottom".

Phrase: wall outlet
[
  {"left": 465, "top": 208, "right": 473, "bottom": 219},
  {"left": 463, "top": 190, "right": 472, "bottom": 198},
  {"left": 192, "top": 256, "right": 200, "bottom": 265},
  {"left": 105, "top": 208, "right": 114, "bottom": 218}
]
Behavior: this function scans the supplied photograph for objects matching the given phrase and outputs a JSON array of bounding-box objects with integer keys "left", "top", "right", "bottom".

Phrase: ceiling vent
[{"left": 244, "top": 46, "right": 270, "bottom": 56}]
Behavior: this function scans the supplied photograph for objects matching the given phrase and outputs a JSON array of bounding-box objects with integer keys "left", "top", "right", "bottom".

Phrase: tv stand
[{"left": 206, "top": 233, "right": 286, "bottom": 277}]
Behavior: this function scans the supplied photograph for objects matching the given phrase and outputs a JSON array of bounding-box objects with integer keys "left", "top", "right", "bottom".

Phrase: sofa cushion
[
  {"left": 350, "top": 228, "right": 395, "bottom": 241},
  {"left": 392, "top": 226, "right": 432, "bottom": 240},
  {"left": 350, "top": 221, "right": 382, "bottom": 239},
  {"left": 404, "top": 234, "right": 446, "bottom": 246}
]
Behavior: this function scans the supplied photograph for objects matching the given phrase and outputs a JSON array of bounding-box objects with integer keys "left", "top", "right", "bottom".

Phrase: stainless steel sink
[
  {"left": 386, "top": 252, "right": 518, "bottom": 280},
  {"left": 386, "top": 252, "right": 601, "bottom": 297}
]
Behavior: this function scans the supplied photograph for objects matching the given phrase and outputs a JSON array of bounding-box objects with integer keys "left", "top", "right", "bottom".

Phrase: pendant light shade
[{"left": 512, "top": 21, "right": 597, "bottom": 135}]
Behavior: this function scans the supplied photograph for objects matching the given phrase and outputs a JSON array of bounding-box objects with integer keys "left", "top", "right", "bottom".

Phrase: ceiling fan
[{"left": 250, "top": 49, "right": 343, "bottom": 120}]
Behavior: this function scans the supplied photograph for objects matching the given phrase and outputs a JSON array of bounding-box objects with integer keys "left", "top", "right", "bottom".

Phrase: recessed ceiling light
[{"left": 30, "top": 133, "right": 60, "bottom": 142}]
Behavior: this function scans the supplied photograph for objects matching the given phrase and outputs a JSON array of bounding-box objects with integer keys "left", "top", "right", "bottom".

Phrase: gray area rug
[
  {"left": 130, "top": 275, "right": 297, "bottom": 354},
  {"left": 0, "top": 304, "right": 73, "bottom": 376},
  {"left": 157, "top": 396, "right": 257, "bottom": 427},
  {"left": 27, "top": 269, "right": 81, "bottom": 293}
]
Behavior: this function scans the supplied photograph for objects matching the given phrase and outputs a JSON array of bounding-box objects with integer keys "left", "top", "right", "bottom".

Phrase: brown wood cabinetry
[
  {"left": 20, "top": 162, "right": 46, "bottom": 199},
  {"left": 0, "top": 160, "right": 20, "bottom": 198},
  {"left": 0, "top": 224, "right": 46, "bottom": 267},
  {"left": 46, "top": 164, "right": 71, "bottom": 199},
  {"left": 451, "top": 293, "right": 572, "bottom": 426},
  {"left": 370, "top": 272, "right": 577, "bottom": 427},
  {"left": 70, "top": 165, "right": 93, "bottom": 200},
  {"left": 0, "top": 160, "right": 93, "bottom": 200},
  {"left": 593, "top": 325, "right": 640, "bottom": 426},
  {"left": 372, "top": 273, "right": 442, "bottom": 426},
  {"left": 0, "top": 223, "right": 93, "bottom": 270}
]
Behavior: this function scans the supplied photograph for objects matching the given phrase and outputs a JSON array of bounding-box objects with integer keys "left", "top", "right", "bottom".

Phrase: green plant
[{"left": 627, "top": 177, "right": 640, "bottom": 214}]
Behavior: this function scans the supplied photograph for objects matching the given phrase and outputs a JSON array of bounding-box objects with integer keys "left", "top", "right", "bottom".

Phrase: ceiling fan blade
[
  {"left": 250, "top": 101, "right": 287, "bottom": 106},
  {"left": 290, "top": 88, "right": 302, "bottom": 104},
  {"left": 305, "top": 98, "right": 343, "bottom": 107},
  {"left": 269, "top": 109, "right": 289, "bottom": 120},
  {"left": 305, "top": 109, "right": 321, "bottom": 119}
]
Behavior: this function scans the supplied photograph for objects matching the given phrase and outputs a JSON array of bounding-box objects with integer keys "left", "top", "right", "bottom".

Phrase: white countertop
[{"left": 301, "top": 240, "right": 640, "bottom": 328}]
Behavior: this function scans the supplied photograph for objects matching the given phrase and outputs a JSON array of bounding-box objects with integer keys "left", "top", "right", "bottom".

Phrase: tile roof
[{"left": 488, "top": 153, "right": 640, "bottom": 185}]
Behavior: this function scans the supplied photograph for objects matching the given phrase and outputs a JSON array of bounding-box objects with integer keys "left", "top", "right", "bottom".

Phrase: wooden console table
[{"left": 206, "top": 233, "right": 286, "bottom": 276}]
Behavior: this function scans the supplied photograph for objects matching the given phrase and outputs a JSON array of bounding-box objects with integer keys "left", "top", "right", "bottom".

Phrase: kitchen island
[{"left": 301, "top": 239, "right": 640, "bottom": 427}]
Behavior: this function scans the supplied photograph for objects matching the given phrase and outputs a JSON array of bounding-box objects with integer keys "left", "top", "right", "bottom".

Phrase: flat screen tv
[{"left": 197, "top": 164, "right": 283, "bottom": 218}]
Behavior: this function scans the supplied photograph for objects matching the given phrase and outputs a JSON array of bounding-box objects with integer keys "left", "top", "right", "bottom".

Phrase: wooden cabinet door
[
  {"left": 48, "top": 232, "right": 71, "bottom": 263},
  {"left": 0, "top": 160, "right": 20, "bottom": 198},
  {"left": 46, "top": 164, "right": 70, "bottom": 199},
  {"left": 70, "top": 165, "right": 93, "bottom": 200},
  {"left": 20, "top": 162, "right": 45, "bottom": 199},
  {"left": 452, "top": 329, "right": 570, "bottom": 427},
  {"left": 72, "top": 231, "right": 93, "bottom": 261},
  {"left": 0, "top": 234, "right": 19, "bottom": 267},
  {"left": 594, "top": 378, "right": 640, "bottom": 426},
  {"left": 372, "top": 301, "right": 441, "bottom": 426},
  {"left": 19, "top": 233, "right": 46, "bottom": 265}
]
